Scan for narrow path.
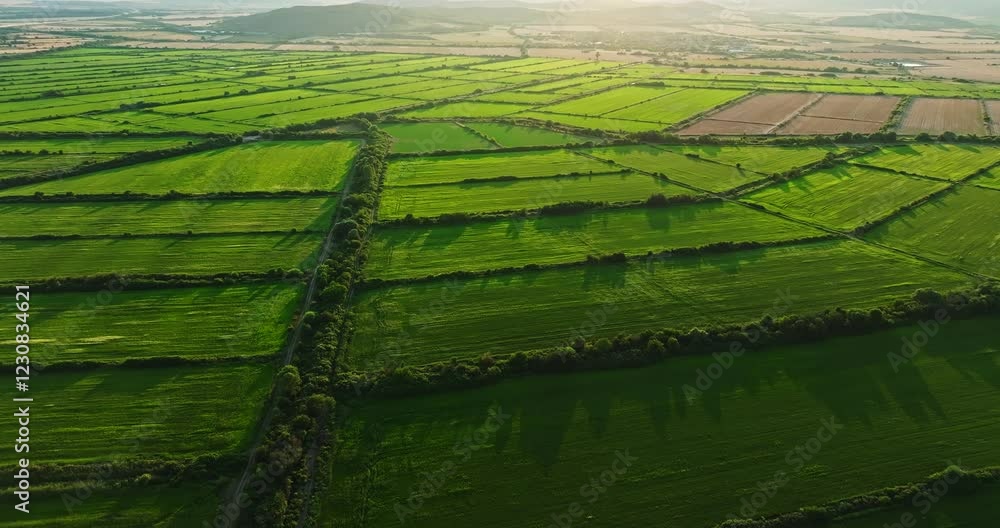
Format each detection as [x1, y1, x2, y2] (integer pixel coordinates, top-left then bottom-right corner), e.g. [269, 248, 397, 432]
[227, 145, 362, 517]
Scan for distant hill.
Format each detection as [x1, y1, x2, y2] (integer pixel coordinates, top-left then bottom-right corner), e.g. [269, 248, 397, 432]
[214, 3, 546, 37]
[828, 13, 977, 29]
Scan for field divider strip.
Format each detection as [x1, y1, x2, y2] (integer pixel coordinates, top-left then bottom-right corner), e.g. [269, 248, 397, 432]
[767, 93, 825, 135]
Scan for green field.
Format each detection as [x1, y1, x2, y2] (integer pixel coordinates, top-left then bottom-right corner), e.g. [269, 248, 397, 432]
[379, 172, 696, 219]
[851, 144, 1000, 180]
[832, 483, 1000, 528]
[0, 140, 359, 196]
[0, 197, 337, 236]
[0, 233, 321, 280]
[326, 316, 1000, 527]
[743, 165, 948, 230]
[866, 186, 1000, 277]
[0, 481, 221, 528]
[514, 111, 666, 132]
[0, 136, 199, 154]
[381, 122, 495, 153]
[1, 283, 301, 363]
[541, 86, 680, 116]
[604, 88, 749, 123]
[971, 165, 1000, 189]
[463, 122, 595, 148]
[586, 144, 765, 192]
[0, 154, 116, 179]
[655, 144, 843, 175]
[367, 202, 821, 279]
[398, 101, 530, 119]
[0, 364, 272, 463]
[385, 149, 615, 186]
[350, 239, 971, 364]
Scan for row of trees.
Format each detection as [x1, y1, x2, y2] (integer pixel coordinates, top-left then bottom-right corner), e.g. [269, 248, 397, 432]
[245, 127, 391, 527]
[337, 284, 999, 398]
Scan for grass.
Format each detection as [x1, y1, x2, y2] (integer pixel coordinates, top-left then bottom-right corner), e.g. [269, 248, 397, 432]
[0, 283, 301, 363]
[462, 122, 595, 148]
[514, 111, 666, 132]
[0, 136, 199, 153]
[586, 145, 766, 192]
[381, 122, 495, 153]
[398, 102, 530, 119]
[832, 483, 1000, 528]
[605, 88, 749, 123]
[350, 239, 971, 364]
[851, 144, 1000, 180]
[0, 233, 322, 280]
[541, 86, 680, 116]
[378, 172, 696, 219]
[0, 197, 338, 236]
[743, 165, 949, 230]
[0, 481, 221, 528]
[366, 202, 822, 280]
[385, 149, 614, 186]
[0, 363, 273, 464]
[655, 144, 843, 175]
[0, 140, 359, 196]
[971, 165, 1000, 190]
[865, 186, 1000, 277]
[0, 154, 116, 179]
[326, 316, 1000, 528]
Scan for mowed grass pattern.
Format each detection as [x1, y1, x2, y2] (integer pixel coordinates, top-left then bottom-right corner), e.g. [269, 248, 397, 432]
[0, 197, 338, 236]
[386, 149, 615, 186]
[463, 122, 594, 148]
[367, 202, 821, 279]
[851, 144, 1000, 180]
[743, 165, 948, 230]
[0, 364, 273, 463]
[865, 186, 1000, 277]
[378, 172, 696, 219]
[655, 144, 843, 175]
[381, 122, 495, 153]
[351, 240, 970, 364]
[586, 145, 764, 192]
[0, 140, 360, 195]
[3, 283, 301, 363]
[0, 233, 322, 280]
[328, 317, 1000, 528]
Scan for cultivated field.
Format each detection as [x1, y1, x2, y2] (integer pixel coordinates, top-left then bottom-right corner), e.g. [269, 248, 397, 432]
[0, 140, 360, 195]
[898, 98, 988, 135]
[0, 233, 322, 280]
[366, 202, 821, 280]
[850, 143, 1000, 180]
[328, 317, 1000, 527]
[743, 165, 948, 230]
[0, 197, 338, 236]
[865, 186, 1000, 277]
[385, 149, 614, 186]
[350, 240, 970, 364]
[379, 172, 693, 219]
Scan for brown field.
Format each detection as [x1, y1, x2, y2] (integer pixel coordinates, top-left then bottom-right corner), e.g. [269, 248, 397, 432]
[698, 92, 820, 125]
[777, 115, 883, 135]
[898, 97, 987, 135]
[802, 95, 900, 123]
[986, 101, 1000, 135]
[677, 119, 773, 135]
